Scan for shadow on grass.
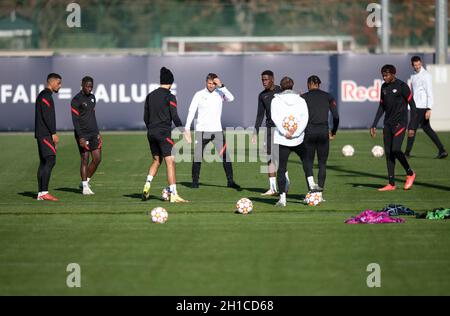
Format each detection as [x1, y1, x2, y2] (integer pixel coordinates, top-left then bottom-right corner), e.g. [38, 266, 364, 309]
[17, 191, 36, 199]
[248, 193, 307, 206]
[242, 187, 267, 194]
[249, 196, 279, 205]
[179, 181, 199, 188]
[179, 181, 243, 191]
[55, 187, 81, 194]
[328, 165, 450, 191]
[288, 194, 307, 201]
[123, 193, 159, 201]
[350, 183, 382, 189]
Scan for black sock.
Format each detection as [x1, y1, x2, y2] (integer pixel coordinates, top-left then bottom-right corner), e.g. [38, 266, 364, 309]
[389, 176, 395, 186]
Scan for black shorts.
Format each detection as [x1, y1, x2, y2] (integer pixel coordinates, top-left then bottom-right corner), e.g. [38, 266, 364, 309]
[75, 134, 101, 154]
[37, 136, 57, 158]
[147, 129, 174, 158]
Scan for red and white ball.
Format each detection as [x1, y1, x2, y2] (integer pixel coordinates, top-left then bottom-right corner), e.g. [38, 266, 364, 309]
[150, 207, 168, 223]
[304, 192, 322, 206]
[236, 198, 253, 214]
[282, 115, 298, 132]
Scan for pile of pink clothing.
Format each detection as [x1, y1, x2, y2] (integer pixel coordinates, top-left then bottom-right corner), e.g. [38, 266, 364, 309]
[345, 210, 405, 224]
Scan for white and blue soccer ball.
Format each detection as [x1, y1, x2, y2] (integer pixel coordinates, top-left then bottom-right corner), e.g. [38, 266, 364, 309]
[161, 187, 171, 201]
[150, 207, 168, 224]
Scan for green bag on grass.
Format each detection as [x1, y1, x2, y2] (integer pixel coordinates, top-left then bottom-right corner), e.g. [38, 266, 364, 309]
[425, 208, 450, 220]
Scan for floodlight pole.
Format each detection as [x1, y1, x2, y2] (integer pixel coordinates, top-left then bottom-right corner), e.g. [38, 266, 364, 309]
[381, 0, 390, 54]
[436, 0, 448, 64]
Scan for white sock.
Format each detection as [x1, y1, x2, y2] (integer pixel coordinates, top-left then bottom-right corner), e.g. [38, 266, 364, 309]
[41, 191, 48, 196]
[279, 192, 286, 202]
[269, 177, 277, 192]
[87, 177, 91, 183]
[146, 175, 153, 182]
[169, 184, 177, 195]
[307, 176, 316, 190]
[82, 181, 89, 189]
[37, 192, 42, 197]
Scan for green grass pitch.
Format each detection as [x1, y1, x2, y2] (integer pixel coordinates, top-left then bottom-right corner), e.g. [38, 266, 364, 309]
[0, 131, 449, 295]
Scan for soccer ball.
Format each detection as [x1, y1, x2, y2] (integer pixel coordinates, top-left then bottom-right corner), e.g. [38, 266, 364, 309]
[371, 145, 384, 158]
[304, 192, 322, 206]
[161, 187, 171, 201]
[342, 145, 355, 157]
[235, 198, 253, 214]
[150, 207, 168, 224]
[282, 115, 298, 132]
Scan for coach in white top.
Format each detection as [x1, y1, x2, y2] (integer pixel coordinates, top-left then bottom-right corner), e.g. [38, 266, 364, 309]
[185, 73, 241, 189]
[406, 56, 447, 159]
[271, 76, 309, 207]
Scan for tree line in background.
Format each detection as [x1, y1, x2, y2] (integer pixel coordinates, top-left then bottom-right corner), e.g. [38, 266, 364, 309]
[0, 0, 441, 51]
